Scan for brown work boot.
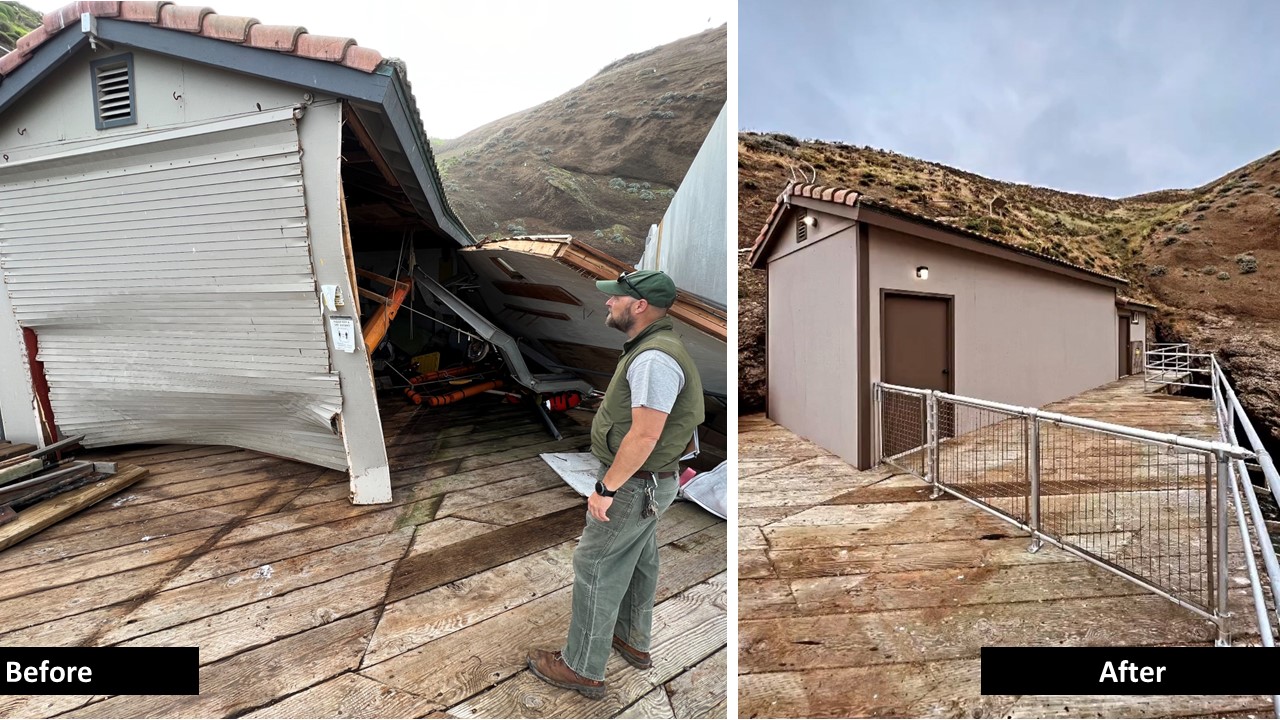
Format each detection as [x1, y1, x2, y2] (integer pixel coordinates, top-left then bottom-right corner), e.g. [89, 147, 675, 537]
[526, 649, 605, 699]
[611, 635, 652, 670]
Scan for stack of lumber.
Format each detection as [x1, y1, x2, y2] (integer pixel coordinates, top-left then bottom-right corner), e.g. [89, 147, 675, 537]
[0, 437, 147, 551]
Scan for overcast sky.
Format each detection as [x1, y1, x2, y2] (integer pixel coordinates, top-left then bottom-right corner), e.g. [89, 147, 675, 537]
[740, 0, 1280, 199]
[25, 0, 728, 138]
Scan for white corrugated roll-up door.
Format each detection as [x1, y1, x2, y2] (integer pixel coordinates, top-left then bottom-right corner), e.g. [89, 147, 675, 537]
[0, 107, 349, 470]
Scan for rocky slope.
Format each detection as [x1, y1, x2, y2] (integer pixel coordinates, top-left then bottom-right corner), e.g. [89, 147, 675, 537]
[739, 132, 1280, 445]
[433, 25, 726, 265]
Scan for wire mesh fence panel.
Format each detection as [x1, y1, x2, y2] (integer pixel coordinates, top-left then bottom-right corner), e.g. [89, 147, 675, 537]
[880, 387, 927, 479]
[935, 397, 1029, 524]
[1038, 421, 1215, 612]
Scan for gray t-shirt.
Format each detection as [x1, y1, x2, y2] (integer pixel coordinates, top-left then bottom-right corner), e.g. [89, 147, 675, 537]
[627, 349, 685, 413]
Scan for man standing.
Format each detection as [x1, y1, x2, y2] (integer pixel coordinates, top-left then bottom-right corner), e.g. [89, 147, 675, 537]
[527, 269, 705, 698]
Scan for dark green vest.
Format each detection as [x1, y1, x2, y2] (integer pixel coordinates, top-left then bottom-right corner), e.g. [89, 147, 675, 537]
[590, 317, 705, 473]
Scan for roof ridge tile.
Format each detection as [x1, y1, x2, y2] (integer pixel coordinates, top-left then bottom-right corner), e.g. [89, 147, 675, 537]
[157, 4, 213, 32]
[2, 3, 389, 80]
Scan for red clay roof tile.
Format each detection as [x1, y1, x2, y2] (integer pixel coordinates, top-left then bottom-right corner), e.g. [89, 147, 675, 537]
[342, 45, 383, 73]
[245, 24, 306, 52]
[198, 14, 257, 43]
[119, 1, 168, 23]
[157, 4, 212, 32]
[0, 49, 27, 76]
[15, 25, 50, 55]
[1, 3, 385, 81]
[293, 34, 353, 62]
[75, 2, 121, 18]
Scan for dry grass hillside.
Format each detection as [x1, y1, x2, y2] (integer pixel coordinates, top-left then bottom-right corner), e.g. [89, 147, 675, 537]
[739, 132, 1280, 443]
[434, 25, 726, 264]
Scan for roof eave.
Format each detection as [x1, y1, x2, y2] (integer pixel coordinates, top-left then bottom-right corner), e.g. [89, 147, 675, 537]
[857, 201, 1128, 288]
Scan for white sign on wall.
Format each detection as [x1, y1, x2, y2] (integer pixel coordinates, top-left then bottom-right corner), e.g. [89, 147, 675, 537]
[329, 316, 356, 353]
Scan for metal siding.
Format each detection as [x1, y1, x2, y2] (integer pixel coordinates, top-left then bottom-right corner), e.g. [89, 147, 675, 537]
[0, 113, 348, 470]
[637, 104, 728, 307]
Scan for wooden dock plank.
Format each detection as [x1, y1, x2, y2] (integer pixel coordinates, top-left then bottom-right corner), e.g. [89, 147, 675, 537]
[243, 672, 442, 719]
[738, 590, 1218, 675]
[616, 687, 675, 720]
[665, 647, 727, 719]
[119, 562, 397, 664]
[99, 530, 413, 647]
[363, 541, 579, 667]
[362, 523, 726, 707]
[766, 535, 1079, 579]
[444, 484, 581, 526]
[448, 573, 726, 719]
[386, 505, 585, 603]
[63, 610, 379, 718]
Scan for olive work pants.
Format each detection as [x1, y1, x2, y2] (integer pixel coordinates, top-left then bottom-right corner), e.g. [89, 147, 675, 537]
[561, 468, 680, 681]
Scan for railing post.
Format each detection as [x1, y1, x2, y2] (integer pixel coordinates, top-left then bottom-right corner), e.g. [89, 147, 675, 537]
[1215, 451, 1231, 647]
[927, 392, 941, 499]
[1027, 412, 1042, 553]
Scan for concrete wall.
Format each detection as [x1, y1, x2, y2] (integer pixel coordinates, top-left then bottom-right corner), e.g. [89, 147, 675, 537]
[867, 225, 1117, 409]
[765, 209, 860, 462]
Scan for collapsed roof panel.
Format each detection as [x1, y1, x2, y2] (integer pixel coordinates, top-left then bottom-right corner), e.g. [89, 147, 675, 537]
[460, 236, 728, 399]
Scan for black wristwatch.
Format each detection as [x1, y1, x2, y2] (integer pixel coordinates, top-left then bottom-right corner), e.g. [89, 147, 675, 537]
[594, 480, 617, 497]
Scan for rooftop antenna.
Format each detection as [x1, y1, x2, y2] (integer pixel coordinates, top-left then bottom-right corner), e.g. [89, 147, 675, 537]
[788, 161, 818, 185]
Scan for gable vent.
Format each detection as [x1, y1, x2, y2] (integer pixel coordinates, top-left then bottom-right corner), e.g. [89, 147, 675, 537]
[92, 54, 136, 129]
[796, 216, 808, 243]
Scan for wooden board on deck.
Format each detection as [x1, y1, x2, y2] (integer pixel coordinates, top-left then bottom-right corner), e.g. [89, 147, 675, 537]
[0, 464, 148, 552]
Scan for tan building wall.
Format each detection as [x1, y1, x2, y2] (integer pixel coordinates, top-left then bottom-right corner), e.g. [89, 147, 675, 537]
[765, 209, 860, 462]
[866, 225, 1118, 410]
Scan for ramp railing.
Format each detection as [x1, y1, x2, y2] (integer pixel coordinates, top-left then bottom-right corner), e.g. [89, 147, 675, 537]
[1144, 342, 1212, 392]
[874, 381, 1255, 648]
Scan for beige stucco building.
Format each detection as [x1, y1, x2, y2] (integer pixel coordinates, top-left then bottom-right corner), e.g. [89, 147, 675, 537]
[748, 183, 1150, 469]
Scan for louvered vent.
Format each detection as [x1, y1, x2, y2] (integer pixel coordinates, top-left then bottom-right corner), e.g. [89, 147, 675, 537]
[91, 55, 136, 129]
[796, 216, 808, 243]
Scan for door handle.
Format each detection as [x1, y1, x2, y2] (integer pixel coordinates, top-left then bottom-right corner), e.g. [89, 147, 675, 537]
[942, 369, 949, 375]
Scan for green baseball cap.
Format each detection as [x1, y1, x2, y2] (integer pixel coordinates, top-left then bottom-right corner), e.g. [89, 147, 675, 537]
[595, 270, 678, 308]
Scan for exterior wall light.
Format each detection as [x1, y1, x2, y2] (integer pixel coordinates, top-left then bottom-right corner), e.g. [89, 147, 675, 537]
[802, 215, 817, 228]
[916, 266, 929, 279]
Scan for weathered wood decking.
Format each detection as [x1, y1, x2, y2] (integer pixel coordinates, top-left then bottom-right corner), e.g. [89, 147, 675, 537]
[0, 395, 726, 719]
[739, 375, 1272, 718]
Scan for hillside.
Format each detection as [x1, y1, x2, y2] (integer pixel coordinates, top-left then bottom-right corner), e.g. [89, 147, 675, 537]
[0, 1, 40, 53]
[433, 25, 726, 264]
[738, 133, 1280, 443]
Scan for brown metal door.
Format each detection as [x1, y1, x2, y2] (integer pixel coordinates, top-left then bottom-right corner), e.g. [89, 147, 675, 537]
[884, 294, 951, 391]
[882, 293, 952, 457]
[1118, 315, 1131, 376]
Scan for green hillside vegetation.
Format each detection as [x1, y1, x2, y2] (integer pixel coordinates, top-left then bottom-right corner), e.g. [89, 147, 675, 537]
[0, 1, 41, 53]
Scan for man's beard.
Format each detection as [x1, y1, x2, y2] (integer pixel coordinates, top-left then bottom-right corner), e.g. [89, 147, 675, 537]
[605, 306, 635, 333]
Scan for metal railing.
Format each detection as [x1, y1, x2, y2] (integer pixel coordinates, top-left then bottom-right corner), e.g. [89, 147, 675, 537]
[880, 351, 1280, 715]
[1144, 342, 1213, 392]
[1207, 353, 1280, 715]
[875, 381, 1255, 645]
